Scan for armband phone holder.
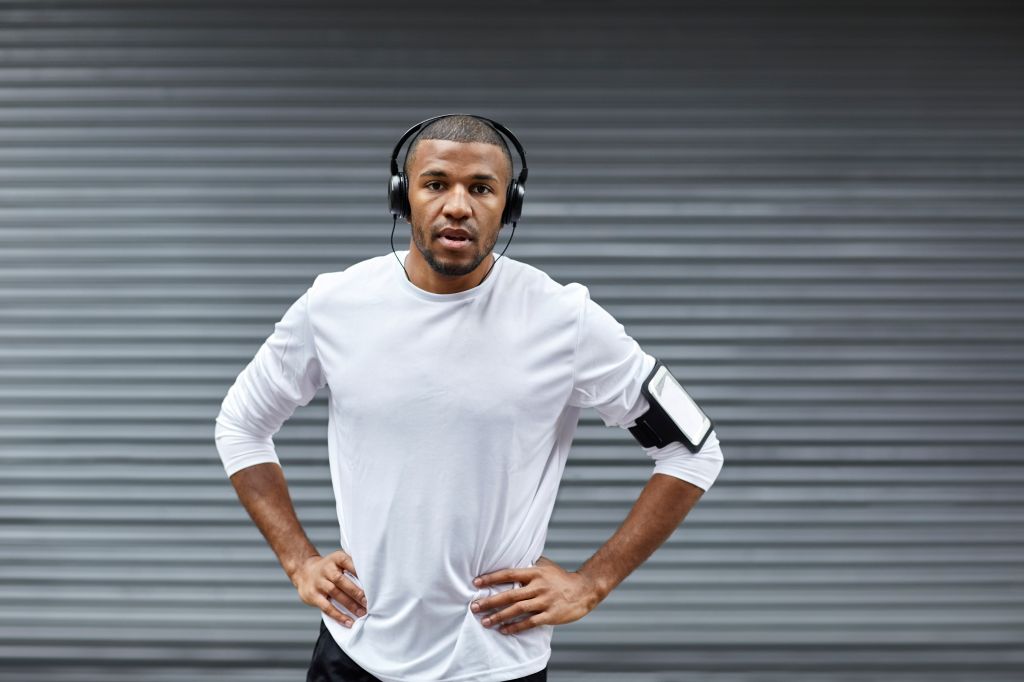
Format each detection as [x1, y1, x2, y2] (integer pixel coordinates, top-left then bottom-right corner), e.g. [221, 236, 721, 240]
[628, 359, 713, 453]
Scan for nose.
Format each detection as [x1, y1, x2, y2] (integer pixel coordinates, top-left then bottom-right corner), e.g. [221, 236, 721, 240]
[442, 184, 472, 220]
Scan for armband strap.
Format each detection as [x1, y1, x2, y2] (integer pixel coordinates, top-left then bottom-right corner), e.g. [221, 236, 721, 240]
[628, 414, 674, 449]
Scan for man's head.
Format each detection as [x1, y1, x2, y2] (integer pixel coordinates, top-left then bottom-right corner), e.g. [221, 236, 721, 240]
[403, 115, 514, 191]
[402, 115, 515, 282]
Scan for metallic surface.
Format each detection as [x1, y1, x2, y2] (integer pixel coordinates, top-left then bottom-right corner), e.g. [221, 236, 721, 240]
[1, 1, 1022, 679]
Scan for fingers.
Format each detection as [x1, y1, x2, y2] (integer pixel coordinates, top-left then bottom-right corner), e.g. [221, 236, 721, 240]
[327, 549, 358, 577]
[480, 598, 547, 635]
[471, 584, 535, 615]
[497, 613, 545, 635]
[323, 563, 368, 607]
[316, 592, 354, 628]
[297, 551, 368, 630]
[475, 567, 523, 587]
[320, 576, 367, 617]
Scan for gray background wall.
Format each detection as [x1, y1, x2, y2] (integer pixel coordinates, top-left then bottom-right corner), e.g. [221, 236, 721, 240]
[2, 1, 1023, 680]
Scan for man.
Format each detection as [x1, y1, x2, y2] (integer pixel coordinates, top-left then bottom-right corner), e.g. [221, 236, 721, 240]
[214, 114, 725, 682]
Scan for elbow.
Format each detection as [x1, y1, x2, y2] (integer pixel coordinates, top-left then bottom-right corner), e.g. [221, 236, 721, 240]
[649, 428, 724, 492]
[702, 429, 725, 483]
[213, 413, 280, 478]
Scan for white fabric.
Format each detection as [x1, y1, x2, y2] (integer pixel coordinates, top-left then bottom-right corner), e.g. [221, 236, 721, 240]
[215, 250, 724, 682]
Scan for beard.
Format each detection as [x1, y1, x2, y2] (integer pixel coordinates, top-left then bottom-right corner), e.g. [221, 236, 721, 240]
[411, 221, 500, 277]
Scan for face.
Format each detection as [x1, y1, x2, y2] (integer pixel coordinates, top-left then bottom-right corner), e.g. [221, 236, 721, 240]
[405, 139, 511, 280]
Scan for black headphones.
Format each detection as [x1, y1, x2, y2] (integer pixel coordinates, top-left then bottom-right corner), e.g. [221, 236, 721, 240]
[388, 113, 529, 227]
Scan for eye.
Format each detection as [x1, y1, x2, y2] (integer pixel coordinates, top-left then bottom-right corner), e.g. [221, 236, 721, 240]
[472, 185, 494, 194]
[425, 181, 444, 191]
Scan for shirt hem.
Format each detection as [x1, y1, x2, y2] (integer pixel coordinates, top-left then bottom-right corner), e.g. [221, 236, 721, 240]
[324, 614, 551, 682]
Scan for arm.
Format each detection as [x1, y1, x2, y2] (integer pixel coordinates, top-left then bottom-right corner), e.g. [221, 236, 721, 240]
[575, 472, 704, 603]
[227, 461, 319, 582]
[472, 287, 724, 634]
[214, 283, 365, 627]
[575, 428, 725, 602]
[472, 440, 721, 636]
[563, 290, 725, 604]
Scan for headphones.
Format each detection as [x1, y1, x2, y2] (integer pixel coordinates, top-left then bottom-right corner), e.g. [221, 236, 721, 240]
[388, 113, 529, 227]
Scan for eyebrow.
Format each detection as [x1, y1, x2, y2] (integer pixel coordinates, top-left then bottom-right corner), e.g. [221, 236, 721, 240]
[419, 169, 500, 182]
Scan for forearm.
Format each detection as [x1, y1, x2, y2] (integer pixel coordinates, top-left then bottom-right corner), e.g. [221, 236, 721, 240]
[576, 473, 704, 602]
[228, 461, 320, 581]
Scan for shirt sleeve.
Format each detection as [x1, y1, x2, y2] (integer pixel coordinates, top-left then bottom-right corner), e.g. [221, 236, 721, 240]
[568, 286, 725, 491]
[214, 280, 326, 477]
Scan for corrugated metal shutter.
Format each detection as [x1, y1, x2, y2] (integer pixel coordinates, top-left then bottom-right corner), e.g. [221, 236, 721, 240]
[2, 1, 1022, 680]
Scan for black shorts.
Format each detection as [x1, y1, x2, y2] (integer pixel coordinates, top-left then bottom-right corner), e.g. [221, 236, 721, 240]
[306, 619, 548, 682]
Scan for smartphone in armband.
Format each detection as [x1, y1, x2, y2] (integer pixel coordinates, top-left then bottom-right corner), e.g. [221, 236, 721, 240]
[628, 360, 714, 453]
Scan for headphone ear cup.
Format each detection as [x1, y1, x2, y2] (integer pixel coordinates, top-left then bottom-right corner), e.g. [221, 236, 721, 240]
[400, 173, 410, 221]
[503, 180, 525, 226]
[388, 172, 410, 221]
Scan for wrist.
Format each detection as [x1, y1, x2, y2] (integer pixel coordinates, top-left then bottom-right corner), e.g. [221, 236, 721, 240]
[575, 567, 613, 606]
[284, 552, 320, 585]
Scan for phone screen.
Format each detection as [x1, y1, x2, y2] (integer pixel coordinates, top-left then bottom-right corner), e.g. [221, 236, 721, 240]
[649, 366, 711, 445]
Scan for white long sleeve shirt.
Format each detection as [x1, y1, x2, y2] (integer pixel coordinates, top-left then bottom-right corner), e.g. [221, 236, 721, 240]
[214, 249, 724, 682]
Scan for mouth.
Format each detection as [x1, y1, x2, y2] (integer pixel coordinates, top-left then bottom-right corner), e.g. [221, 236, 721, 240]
[437, 228, 474, 251]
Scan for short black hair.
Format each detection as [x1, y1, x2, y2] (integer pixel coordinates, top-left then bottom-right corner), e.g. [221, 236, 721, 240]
[403, 115, 514, 187]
